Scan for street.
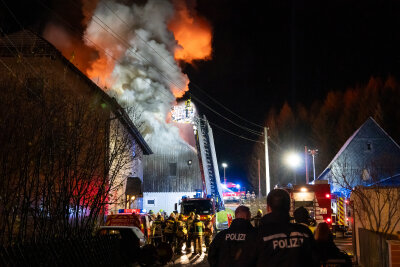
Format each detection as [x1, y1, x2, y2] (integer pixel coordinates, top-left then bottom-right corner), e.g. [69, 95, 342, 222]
[166, 235, 355, 266]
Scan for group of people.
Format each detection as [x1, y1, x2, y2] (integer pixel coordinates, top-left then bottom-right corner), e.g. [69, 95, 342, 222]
[148, 211, 214, 254]
[208, 189, 351, 267]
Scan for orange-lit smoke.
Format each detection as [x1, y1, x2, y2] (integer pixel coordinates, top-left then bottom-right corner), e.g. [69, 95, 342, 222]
[168, 0, 212, 63]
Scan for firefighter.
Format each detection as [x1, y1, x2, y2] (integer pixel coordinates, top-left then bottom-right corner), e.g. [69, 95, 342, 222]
[186, 212, 195, 252]
[251, 209, 263, 228]
[192, 214, 205, 254]
[176, 214, 188, 255]
[150, 214, 164, 247]
[164, 213, 177, 245]
[204, 215, 214, 251]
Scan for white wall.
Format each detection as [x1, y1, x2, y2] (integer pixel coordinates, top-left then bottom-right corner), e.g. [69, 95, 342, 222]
[143, 192, 197, 214]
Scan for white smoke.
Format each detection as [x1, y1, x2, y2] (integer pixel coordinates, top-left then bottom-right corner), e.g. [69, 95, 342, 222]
[85, 0, 190, 149]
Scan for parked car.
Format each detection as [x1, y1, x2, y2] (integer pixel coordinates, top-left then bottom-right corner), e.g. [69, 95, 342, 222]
[97, 226, 146, 247]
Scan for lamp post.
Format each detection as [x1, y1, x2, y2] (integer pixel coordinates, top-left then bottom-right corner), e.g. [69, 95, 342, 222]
[284, 152, 301, 184]
[222, 163, 228, 184]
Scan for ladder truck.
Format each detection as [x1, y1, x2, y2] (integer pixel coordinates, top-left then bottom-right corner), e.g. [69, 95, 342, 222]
[172, 100, 225, 222]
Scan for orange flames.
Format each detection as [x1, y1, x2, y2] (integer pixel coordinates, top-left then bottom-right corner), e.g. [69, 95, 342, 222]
[168, 0, 212, 63]
[45, 0, 212, 95]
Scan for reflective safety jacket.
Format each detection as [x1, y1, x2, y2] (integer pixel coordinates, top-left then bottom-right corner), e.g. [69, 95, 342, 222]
[192, 219, 205, 236]
[186, 217, 195, 233]
[164, 218, 177, 234]
[177, 220, 188, 237]
[151, 219, 164, 237]
[256, 212, 318, 267]
[204, 220, 214, 236]
[208, 218, 257, 267]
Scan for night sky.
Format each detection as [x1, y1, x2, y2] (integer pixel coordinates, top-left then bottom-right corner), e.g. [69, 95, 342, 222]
[3, 0, 400, 189]
[185, 0, 400, 187]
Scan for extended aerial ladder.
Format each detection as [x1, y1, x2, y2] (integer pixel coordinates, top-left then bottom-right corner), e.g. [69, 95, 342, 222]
[171, 100, 225, 211]
[194, 115, 225, 211]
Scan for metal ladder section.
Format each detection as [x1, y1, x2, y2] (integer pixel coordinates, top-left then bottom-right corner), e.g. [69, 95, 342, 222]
[196, 115, 224, 210]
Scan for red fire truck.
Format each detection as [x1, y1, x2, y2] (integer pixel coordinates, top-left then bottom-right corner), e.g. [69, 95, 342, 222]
[222, 182, 245, 203]
[289, 182, 333, 225]
[289, 181, 351, 233]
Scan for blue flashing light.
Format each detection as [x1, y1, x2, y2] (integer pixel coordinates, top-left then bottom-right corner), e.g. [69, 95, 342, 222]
[206, 194, 212, 199]
[118, 209, 124, 214]
[236, 184, 241, 189]
[141, 209, 147, 214]
[182, 195, 187, 200]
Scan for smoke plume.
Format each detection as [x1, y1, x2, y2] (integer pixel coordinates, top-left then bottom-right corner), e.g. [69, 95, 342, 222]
[43, 0, 212, 150]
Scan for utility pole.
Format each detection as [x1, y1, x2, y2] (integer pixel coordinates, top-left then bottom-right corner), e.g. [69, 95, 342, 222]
[308, 149, 318, 182]
[264, 127, 271, 196]
[305, 146, 309, 184]
[258, 159, 261, 198]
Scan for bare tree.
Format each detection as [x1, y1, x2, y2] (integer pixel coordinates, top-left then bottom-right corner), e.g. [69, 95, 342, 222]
[0, 75, 137, 245]
[330, 157, 400, 235]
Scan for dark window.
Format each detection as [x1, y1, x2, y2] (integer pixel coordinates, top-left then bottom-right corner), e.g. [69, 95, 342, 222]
[366, 142, 372, 151]
[169, 163, 177, 176]
[25, 78, 44, 99]
[147, 200, 155, 205]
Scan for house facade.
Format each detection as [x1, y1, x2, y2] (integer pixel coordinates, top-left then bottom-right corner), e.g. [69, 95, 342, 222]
[317, 117, 400, 195]
[0, 30, 151, 219]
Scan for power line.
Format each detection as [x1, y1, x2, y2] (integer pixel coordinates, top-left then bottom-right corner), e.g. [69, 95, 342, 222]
[92, 0, 265, 130]
[38, 0, 265, 136]
[199, 117, 264, 144]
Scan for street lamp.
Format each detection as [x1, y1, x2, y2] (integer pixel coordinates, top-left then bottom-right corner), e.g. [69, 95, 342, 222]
[284, 152, 301, 184]
[222, 163, 228, 184]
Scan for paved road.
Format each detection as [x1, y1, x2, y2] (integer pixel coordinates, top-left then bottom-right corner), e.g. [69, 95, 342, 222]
[168, 234, 355, 266]
[167, 244, 209, 266]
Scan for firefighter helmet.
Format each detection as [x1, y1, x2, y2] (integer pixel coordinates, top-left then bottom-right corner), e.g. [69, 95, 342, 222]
[257, 209, 263, 216]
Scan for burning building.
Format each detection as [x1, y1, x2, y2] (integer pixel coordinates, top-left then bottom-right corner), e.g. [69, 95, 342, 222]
[0, 29, 152, 240]
[34, 0, 215, 214]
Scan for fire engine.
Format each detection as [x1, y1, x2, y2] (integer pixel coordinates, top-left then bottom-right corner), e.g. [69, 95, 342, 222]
[289, 181, 351, 233]
[180, 194, 217, 223]
[222, 182, 245, 203]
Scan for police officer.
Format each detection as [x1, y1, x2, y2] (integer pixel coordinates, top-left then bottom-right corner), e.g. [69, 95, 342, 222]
[204, 215, 214, 251]
[176, 214, 188, 255]
[186, 212, 195, 252]
[164, 213, 177, 245]
[208, 206, 257, 267]
[256, 189, 318, 267]
[250, 209, 263, 229]
[191, 214, 205, 254]
[150, 214, 164, 247]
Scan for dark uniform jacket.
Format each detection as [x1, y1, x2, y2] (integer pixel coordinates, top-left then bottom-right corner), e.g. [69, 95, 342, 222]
[256, 212, 318, 267]
[208, 218, 257, 267]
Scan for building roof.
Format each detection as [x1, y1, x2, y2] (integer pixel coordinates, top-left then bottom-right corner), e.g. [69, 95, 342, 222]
[0, 29, 152, 155]
[318, 117, 400, 181]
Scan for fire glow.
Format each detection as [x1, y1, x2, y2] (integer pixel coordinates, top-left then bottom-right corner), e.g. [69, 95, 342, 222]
[168, 0, 213, 63]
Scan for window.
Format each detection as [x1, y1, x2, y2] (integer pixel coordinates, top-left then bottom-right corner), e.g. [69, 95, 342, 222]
[169, 163, 177, 176]
[366, 142, 373, 152]
[147, 199, 155, 205]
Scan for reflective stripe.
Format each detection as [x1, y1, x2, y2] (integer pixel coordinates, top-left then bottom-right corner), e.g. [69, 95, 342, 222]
[263, 233, 287, 241]
[290, 232, 309, 238]
[263, 232, 309, 241]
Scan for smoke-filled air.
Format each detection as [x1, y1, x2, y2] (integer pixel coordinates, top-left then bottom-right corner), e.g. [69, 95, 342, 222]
[43, 0, 212, 150]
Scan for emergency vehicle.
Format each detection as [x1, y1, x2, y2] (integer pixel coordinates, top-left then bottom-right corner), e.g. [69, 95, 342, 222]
[180, 195, 216, 223]
[222, 182, 245, 202]
[289, 182, 332, 225]
[106, 209, 151, 238]
[289, 181, 351, 233]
